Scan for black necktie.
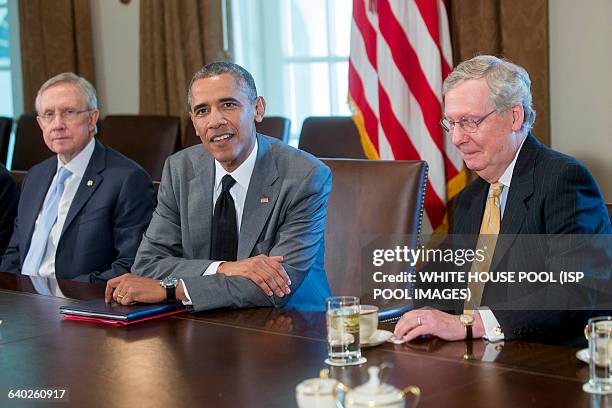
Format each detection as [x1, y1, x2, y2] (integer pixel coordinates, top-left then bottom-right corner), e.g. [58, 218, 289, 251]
[211, 175, 238, 261]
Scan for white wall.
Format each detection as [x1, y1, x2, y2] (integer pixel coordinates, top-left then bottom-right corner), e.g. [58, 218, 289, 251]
[549, 0, 612, 201]
[90, 0, 140, 116]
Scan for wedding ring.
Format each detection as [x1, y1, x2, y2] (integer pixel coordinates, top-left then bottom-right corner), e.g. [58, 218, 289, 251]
[417, 317, 422, 326]
[117, 294, 124, 299]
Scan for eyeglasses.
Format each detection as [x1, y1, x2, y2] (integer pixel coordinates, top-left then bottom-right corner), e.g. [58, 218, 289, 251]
[440, 110, 496, 133]
[38, 109, 92, 124]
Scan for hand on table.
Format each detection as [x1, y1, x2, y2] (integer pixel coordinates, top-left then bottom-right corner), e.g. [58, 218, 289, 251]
[393, 308, 484, 342]
[218, 255, 291, 298]
[105, 273, 176, 305]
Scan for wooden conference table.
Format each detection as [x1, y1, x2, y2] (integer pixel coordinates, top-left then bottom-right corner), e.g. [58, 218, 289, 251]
[0, 272, 606, 407]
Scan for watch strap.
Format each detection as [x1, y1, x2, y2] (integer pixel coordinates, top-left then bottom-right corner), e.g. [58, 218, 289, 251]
[165, 285, 176, 302]
[466, 324, 473, 340]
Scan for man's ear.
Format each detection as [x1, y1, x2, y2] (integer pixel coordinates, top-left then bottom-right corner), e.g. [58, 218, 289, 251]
[89, 109, 100, 134]
[511, 104, 524, 132]
[254, 96, 266, 123]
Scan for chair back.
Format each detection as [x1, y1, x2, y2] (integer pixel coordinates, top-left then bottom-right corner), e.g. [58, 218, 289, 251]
[256, 116, 291, 143]
[0, 117, 13, 165]
[11, 170, 27, 190]
[12, 113, 53, 171]
[299, 117, 367, 159]
[321, 159, 428, 310]
[183, 116, 291, 148]
[98, 115, 180, 180]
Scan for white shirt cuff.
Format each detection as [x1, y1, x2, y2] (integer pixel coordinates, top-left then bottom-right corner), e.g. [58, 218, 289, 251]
[203, 261, 222, 276]
[179, 279, 193, 306]
[478, 308, 505, 342]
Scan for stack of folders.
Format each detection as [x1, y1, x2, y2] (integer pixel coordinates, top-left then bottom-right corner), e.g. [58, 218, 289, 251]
[60, 299, 185, 326]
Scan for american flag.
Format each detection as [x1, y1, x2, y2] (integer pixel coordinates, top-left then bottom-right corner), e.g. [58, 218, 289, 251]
[348, 0, 467, 231]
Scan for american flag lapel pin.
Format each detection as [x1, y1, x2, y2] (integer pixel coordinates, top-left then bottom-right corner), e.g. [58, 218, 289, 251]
[86, 180, 94, 187]
[260, 196, 269, 204]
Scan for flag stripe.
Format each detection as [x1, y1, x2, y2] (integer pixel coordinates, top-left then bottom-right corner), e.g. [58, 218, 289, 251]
[375, 36, 446, 201]
[378, 85, 446, 227]
[348, 0, 466, 231]
[414, 0, 452, 78]
[377, 0, 444, 155]
[352, 0, 378, 69]
[348, 63, 379, 151]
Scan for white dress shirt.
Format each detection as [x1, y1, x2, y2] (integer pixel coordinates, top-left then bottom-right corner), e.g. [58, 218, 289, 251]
[28, 138, 95, 278]
[479, 134, 527, 342]
[181, 139, 259, 304]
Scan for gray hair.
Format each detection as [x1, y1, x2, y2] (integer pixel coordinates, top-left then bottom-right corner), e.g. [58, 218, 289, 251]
[35, 72, 99, 134]
[187, 61, 257, 108]
[443, 55, 536, 132]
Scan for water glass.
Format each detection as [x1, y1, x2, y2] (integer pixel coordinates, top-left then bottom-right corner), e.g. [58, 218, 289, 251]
[586, 316, 612, 394]
[326, 296, 361, 364]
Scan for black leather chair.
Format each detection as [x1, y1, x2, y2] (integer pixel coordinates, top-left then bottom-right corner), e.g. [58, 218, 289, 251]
[183, 116, 292, 148]
[298, 117, 367, 159]
[10, 170, 27, 190]
[97, 115, 181, 181]
[0, 117, 13, 165]
[11, 113, 53, 171]
[255, 116, 291, 143]
[321, 159, 428, 313]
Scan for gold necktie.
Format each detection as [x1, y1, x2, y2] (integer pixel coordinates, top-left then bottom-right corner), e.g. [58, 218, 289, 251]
[464, 182, 504, 314]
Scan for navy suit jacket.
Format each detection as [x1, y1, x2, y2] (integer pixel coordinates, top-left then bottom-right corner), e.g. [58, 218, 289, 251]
[0, 140, 156, 283]
[451, 134, 611, 343]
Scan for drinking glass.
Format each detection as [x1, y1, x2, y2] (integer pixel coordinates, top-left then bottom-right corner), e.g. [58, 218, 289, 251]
[586, 316, 612, 394]
[326, 296, 361, 364]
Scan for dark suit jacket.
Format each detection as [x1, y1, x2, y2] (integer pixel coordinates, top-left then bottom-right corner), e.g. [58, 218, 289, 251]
[134, 134, 332, 312]
[452, 134, 611, 343]
[0, 164, 18, 255]
[0, 140, 156, 283]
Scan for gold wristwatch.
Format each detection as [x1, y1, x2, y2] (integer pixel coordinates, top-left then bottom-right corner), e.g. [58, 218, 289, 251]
[459, 314, 474, 340]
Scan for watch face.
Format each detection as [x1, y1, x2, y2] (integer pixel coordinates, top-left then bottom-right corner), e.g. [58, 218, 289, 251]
[161, 277, 178, 288]
[459, 314, 474, 326]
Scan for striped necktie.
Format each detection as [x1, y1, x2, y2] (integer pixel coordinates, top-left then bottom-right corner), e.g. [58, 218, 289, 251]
[22, 167, 72, 275]
[464, 182, 504, 313]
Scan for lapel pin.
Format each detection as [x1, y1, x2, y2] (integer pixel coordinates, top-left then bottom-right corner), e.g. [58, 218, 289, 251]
[86, 180, 94, 187]
[260, 196, 269, 204]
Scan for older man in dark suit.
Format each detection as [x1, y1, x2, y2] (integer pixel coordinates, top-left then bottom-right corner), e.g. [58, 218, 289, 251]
[394, 56, 611, 344]
[0, 73, 155, 283]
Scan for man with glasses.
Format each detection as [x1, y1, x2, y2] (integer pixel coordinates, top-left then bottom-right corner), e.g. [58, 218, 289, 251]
[1, 73, 156, 283]
[394, 55, 610, 344]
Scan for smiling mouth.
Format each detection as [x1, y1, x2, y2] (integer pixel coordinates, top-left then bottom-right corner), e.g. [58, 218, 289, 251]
[209, 133, 233, 143]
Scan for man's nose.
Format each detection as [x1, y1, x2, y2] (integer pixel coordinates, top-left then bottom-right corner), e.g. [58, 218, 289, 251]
[50, 113, 67, 128]
[207, 107, 227, 128]
[450, 125, 468, 146]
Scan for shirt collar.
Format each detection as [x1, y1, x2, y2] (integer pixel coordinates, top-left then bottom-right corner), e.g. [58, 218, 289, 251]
[214, 137, 258, 191]
[498, 134, 527, 189]
[56, 137, 96, 178]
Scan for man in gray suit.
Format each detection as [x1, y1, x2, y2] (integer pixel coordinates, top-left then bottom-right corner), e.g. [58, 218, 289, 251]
[105, 62, 332, 312]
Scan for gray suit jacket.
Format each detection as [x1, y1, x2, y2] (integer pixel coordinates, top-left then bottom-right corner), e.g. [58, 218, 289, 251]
[133, 134, 332, 312]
